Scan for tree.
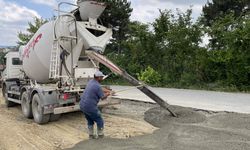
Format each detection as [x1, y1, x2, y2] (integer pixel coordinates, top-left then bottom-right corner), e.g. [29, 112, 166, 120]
[108, 21, 153, 76]
[153, 10, 171, 42]
[206, 14, 250, 90]
[202, 0, 250, 27]
[98, 0, 133, 54]
[201, 0, 250, 89]
[153, 9, 204, 86]
[17, 17, 48, 46]
[112, 9, 207, 87]
[0, 51, 6, 65]
[105, 5, 249, 91]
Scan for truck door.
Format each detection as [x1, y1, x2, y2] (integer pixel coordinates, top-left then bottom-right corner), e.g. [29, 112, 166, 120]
[5, 55, 23, 79]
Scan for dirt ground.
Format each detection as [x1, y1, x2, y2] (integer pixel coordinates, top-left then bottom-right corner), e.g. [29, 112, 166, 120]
[2, 90, 250, 150]
[70, 106, 250, 150]
[0, 93, 157, 150]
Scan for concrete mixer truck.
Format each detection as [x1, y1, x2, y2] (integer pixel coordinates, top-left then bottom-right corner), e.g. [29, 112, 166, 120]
[2, 1, 177, 124]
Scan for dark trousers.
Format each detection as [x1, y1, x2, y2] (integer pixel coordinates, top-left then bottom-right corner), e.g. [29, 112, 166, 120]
[83, 110, 104, 129]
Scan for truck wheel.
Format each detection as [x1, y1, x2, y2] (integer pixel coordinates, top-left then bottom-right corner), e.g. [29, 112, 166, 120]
[21, 91, 33, 119]
[32, 94, 50, 124]
[2, 85, 15, 107]
[49, 114, 61, 122]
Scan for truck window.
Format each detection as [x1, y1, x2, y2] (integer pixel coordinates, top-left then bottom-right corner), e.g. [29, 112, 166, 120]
[12, 58, 22, 65]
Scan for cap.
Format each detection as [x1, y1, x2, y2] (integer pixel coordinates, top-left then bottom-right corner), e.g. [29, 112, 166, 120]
[94, 70, 105, 77]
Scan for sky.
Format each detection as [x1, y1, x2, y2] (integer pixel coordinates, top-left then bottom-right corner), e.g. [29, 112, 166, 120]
[0, 0, 208, 46]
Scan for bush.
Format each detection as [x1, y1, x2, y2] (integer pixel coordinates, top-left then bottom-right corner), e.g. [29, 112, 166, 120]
[180, 72, 198, 87]
[138, 66, 162, 86]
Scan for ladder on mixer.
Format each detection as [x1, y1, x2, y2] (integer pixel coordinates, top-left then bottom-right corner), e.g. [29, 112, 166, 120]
[49, 40, 60, 79]
[49, 36, 78, 79]
[49, 11, 78, 79]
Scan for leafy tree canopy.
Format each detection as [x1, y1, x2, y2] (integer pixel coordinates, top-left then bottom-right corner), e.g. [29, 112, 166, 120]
[98, 0, 133, 53]
[17, 17, 48, 46]
[202, 0, 250, 26]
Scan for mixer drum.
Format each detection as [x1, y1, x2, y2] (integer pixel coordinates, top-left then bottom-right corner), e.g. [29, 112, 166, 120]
[21, 21, 54, 83]
[21, 19, 73, 83]
[20, 1, 110, 83]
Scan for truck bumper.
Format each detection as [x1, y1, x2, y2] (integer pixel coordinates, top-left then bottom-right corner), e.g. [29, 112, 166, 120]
[53, 98, 121, 115]
[54, 105, 80, 114]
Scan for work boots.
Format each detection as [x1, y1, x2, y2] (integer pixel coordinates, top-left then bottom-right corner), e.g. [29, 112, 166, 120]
[88, 126, 95, 139]
[97, 128, 104, 138]
[88, 127, 104, 139]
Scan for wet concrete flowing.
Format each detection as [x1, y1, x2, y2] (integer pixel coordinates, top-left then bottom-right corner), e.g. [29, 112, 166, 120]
[144, 106, 207, 127]
[70, 106, 250, 150]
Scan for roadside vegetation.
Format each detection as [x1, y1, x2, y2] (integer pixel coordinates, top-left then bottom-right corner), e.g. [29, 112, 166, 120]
[102, 0, 250, 92]
[15, 0, 250, 92]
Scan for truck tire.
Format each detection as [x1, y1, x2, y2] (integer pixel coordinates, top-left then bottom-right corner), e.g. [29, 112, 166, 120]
[21, 91, 33, 119]
[49, 114, 61, 122]
[32, 94, 50, 124]
[2, 85, 15, 107]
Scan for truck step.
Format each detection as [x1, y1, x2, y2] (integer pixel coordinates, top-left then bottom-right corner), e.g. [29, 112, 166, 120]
[8, 98, 21, 104]
[7, 91, 20, 95]
[53, 99, 121, 114]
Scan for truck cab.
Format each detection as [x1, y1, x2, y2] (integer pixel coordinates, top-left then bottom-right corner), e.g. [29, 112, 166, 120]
[2, 51, 23, 81]
[2, 51, 24, 107]
[1, 51, 83, 123]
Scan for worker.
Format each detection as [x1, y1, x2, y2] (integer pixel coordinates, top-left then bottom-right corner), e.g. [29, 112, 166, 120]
[80, 70, 113, 139]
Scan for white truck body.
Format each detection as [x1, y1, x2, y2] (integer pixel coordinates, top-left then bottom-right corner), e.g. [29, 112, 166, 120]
[1, 1, 115, 124]
[19, 1, 112, 84]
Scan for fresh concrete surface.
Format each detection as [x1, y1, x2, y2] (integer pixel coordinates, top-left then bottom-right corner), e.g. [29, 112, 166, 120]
[111, 86, 250, 114]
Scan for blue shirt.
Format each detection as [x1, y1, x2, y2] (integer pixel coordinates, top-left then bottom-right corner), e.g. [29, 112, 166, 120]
[80, 79, 104, 112]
